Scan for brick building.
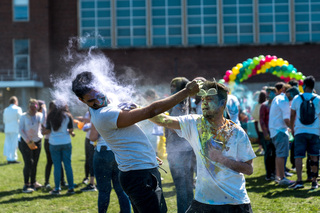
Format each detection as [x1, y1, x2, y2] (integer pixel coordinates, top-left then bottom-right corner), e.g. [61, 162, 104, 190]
[0, 0, 320, 130]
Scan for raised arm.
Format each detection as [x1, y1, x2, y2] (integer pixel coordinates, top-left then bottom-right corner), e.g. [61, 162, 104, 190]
[116, 80, 199, 128]
[149, 113, 181, 130]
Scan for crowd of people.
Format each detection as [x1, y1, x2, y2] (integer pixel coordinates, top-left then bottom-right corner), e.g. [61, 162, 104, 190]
[2, 71, 319, 212]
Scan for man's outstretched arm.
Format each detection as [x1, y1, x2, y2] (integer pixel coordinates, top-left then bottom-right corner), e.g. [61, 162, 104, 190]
[117, 80, 199, 128]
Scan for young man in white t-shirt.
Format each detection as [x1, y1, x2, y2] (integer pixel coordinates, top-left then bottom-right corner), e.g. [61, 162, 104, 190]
[151, 80, 256, 213]
[71, 71, 199, 213]
[289, 76, 320, 190]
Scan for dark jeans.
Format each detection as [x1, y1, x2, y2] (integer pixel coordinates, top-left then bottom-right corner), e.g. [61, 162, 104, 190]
[167, 151, 195, 213]
[261, 136, 276, 178]
[19, 139, 42, 185]
[93, 148, 131, 213]
[85, 138, 95, 178]
[119, 167, 167, 213]
[44, 139, 65, 184]
[186, 200, 253, 213]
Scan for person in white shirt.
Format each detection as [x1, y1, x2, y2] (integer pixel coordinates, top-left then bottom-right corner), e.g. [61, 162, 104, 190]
[19, 99, 43, 193]
[151, 80, 256, 213]
[71, 71, 199, 213]
[3, 96, 22, 164]
[289, 76, 320, 190]
[225, 94, 241, 126]
[269, 84, 294, 186]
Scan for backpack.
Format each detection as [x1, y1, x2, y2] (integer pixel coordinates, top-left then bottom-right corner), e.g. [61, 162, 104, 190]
[299, 95, 317, 125]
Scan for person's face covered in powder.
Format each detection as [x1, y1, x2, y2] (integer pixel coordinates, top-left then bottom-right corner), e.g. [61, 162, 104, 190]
[81, 89, 108, 109]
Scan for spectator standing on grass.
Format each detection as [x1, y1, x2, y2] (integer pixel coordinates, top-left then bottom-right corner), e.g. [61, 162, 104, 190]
[42, 100, 75, 195]
[90, 123, 131, 213]
[252, 90, 266, 155]
[3, 96, 22, 164]
[259, 87, 277, 181]
[41, 100, 67, 189]
[19, 99, 43, 193]
[269, 83, 294, 186]
[289, 76, 320, 190]
[165, 77, 196, 213]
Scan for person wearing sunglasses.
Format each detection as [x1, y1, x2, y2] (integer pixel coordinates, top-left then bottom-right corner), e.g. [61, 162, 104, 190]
[151, 80, 256, 213]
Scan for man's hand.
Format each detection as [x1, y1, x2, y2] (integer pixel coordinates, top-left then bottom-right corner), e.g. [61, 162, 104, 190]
[208, 142, 223, 163]
[186, 80, 200, 96]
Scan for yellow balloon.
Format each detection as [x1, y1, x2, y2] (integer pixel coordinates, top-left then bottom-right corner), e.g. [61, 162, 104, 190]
[232, 66, 239, 73]
[229, 74, 236, 81]
[277, 58, 284, 66]
[299, 85, 303, 93]
[261, 67, 267, 73]
[283, 60, 289, 66]
[236, 63, 243, 69]
[270, 59, 277, 67]
[265, 63, 271, 69]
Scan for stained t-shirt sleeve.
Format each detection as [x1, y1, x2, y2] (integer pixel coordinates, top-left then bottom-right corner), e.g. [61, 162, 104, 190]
[175, 114, 200, 147]
[235, 129, 256, 162]
[92, 106, 120, 130]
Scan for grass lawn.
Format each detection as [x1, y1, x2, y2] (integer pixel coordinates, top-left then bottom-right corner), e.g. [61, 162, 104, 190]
[0, 129, 319, 212]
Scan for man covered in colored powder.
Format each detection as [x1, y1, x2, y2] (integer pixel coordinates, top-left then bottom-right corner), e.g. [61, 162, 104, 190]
[71, 71, 200, 213]
[151, 80, 256, 213]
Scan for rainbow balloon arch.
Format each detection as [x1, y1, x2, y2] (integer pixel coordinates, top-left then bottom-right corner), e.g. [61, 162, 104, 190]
[221, 55, 305, 92]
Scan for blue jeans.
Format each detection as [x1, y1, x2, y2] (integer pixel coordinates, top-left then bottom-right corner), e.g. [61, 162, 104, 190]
[167, 151, 195, 213]
[93, 148, 130, 213]
[49, 143, 74, 190]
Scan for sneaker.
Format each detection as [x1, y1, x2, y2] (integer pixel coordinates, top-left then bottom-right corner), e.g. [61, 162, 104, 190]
[259, 150, 265, 155]
[285, 171, 293, 177]
[80, 184, 97, 192]
[61, 181, 68, 188]
[274, 176, 281, 184]
[45, 183, 51, 189]
[279, 177, 295, 186]
[291, 167, 296, 172]
[288, 181, 304, 189]
[311, 182, 319, 189]
[82, 178, 89, 184]
[22, 185, 34, 193]
[33, 182, 43, 189]
[265, 176, 275, 181]
[67, 189, 75, 194]
[49, 189, 61, 195]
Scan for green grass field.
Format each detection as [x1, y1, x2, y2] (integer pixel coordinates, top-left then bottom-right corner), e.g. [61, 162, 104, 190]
[0, 130, 319, 212]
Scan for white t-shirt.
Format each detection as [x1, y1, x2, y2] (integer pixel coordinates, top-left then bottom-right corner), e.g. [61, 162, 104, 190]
[269, 93, 290, 138]
[89, 105, 158, 172]
[47, 114, 73, 145]
[291, 93, 320, 136]
[226, 94, 241, 126]
[19, 112, 43, 142]
[176, 114, 256, 205]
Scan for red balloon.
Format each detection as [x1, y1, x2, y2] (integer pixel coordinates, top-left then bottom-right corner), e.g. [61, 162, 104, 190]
[226, 70, 232, 76]
[223, 75, 229, 82]
[265, 55, 272, 62]
[255, 64, 261, 70]
[259, 59, 266, 65]
[284, 77, 290, 82]
[298, 80, 303, 85]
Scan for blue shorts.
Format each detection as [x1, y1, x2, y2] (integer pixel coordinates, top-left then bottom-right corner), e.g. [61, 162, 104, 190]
[294, 133, 320, 158]
[271, 132, 289, 157]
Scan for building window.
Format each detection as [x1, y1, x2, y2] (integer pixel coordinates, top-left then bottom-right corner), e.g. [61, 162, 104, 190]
[79, 0, 112, 48]
[186, 0, 218, 45]
[151, 0, 183, 46]
[222, 0, 254, 44]
[13, 0, 29, 21]
[295, 0, 320, 42]
[116, 0, 147, 47]
[13, 39, 30, 79]
[258, 0, 290, 44]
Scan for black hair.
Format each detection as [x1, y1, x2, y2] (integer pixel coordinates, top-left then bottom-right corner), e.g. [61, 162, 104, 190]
[275, 82, 284, 92]
[303, 75, 315, 90]
[72, 71, 94, 98]
[258, 90, 267, 104]
[47, 101, 73, 131]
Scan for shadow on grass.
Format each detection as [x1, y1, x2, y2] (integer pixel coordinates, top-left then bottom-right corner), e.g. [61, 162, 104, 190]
[0, 190, 83, 204]
[163, 189, 176, 198]
[162, 182, 175, 188]
[0, 163, 9, 167]
[246, 174, 320, 198]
